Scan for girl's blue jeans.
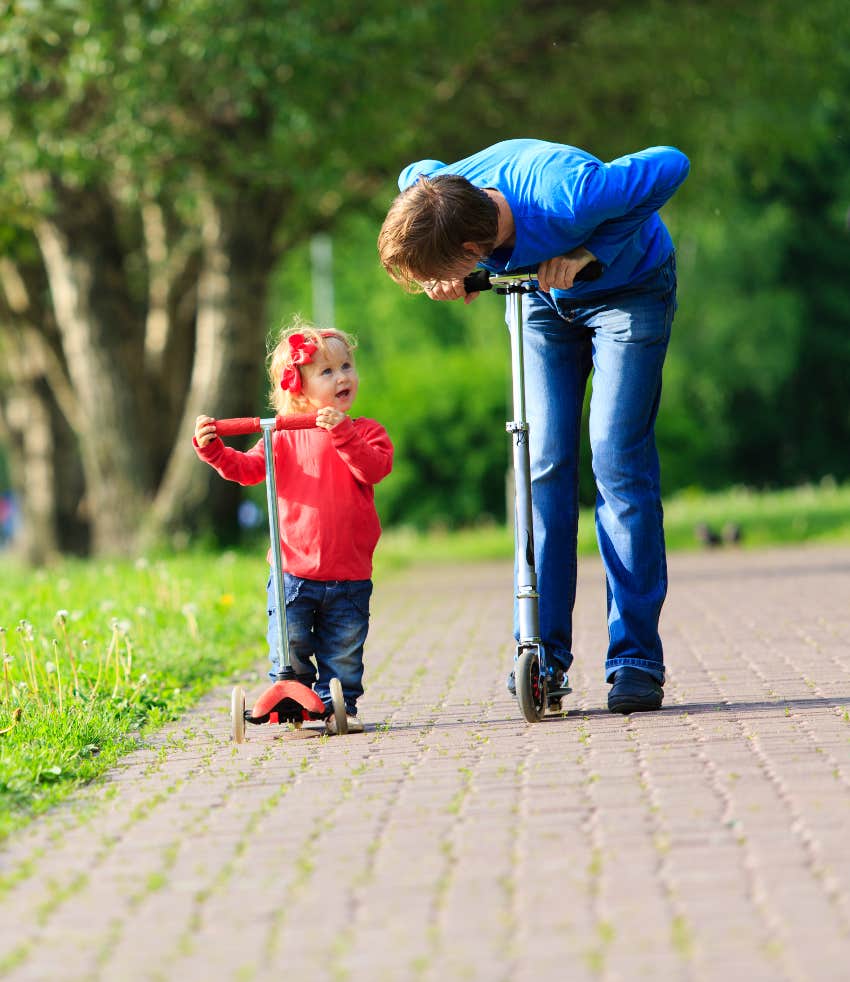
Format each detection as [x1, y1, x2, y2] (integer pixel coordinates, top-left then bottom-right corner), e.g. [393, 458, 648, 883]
[266, 572, 372, 714]
[513, 253, 677, 685]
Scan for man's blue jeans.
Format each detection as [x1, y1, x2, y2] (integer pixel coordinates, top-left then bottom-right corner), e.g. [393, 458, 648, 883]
[266, 573, 372, 714]
[513, 254, 677, 684]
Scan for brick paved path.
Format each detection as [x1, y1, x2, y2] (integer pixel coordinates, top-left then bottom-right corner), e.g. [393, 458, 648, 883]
[1, 544, 849, 981]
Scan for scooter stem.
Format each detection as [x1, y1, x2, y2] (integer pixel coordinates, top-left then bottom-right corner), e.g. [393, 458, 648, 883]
[506, 287, 541, 647]
[261, 418, 293, 677]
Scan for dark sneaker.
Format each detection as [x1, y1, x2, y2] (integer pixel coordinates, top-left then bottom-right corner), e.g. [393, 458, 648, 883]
[607, 667, 663, 714]
[548, 669, 571, 712]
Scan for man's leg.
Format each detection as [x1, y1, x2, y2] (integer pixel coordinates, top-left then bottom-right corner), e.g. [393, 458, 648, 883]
[585, 263, 676, 695]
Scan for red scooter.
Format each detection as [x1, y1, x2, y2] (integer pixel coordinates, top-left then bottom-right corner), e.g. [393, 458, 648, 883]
[214, 413, 348, 741]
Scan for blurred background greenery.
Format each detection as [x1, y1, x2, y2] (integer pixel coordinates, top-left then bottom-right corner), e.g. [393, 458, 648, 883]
[1, 0, 848, 561]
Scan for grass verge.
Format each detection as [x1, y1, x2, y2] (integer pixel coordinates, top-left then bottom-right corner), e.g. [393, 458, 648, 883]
[380, 479, 850, 563]
[0, 552, 268, 841]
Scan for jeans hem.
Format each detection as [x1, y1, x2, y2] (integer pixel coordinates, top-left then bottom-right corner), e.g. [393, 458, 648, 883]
[540, 645, 573, 673]
[605, 658, 665, 685]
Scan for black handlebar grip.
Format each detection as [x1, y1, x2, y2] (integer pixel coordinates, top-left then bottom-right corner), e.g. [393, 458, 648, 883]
[463, 259, 604, 295]
[463, 269, 493, 293]
[574, 260, 603, 282]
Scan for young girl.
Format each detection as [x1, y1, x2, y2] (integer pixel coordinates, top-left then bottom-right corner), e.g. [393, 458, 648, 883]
[194, 322, 393, 734]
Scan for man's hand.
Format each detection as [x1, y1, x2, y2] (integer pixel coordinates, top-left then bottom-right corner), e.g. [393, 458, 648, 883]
[316, 407, 347, 430]
[537, 247, 598, 292]
[423, 278, 479, 305]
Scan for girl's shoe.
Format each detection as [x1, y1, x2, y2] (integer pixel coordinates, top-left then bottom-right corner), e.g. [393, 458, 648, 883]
[326, 713, 365, 735]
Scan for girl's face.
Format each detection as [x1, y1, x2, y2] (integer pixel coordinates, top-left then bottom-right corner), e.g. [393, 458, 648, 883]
[300, 338, 359, 412]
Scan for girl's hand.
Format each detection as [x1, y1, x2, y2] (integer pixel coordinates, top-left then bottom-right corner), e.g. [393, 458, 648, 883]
[537, 247, 598, 292]
[194, 414, 218, 447]
[316, 407, 346, 430]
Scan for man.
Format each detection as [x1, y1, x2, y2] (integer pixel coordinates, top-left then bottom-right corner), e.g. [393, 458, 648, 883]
[378, 139, 689, 713]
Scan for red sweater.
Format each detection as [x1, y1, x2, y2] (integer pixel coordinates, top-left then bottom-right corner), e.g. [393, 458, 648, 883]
[195, 417, 393, 580]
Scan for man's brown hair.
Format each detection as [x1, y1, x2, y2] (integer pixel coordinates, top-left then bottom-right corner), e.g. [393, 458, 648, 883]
[377, 175, 499, 291]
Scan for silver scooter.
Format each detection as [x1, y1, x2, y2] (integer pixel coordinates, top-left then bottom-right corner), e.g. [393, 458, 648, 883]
[464, 261, 601, 722]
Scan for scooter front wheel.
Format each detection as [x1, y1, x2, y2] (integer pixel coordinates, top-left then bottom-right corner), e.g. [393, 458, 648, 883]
[231, 686, 246, 743]
[515, 649, 546, 723]
[329, 677, 348, 735]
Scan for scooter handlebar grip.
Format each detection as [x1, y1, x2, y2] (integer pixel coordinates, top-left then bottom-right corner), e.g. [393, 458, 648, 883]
[463, 260, 602, 294]
[214, 417, 261, 436]
[463, 269, 493, 293]
[575, 260, 603, 282]
[275, 413, 318, 430]
[213, 414, 318, 437]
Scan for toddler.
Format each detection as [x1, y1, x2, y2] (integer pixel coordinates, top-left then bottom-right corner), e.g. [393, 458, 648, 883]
[194, 321, 393, 734]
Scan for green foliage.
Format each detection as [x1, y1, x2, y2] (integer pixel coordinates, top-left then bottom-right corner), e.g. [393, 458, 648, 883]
[359, 345, 510, 528]
[0, 0, 493, 218]
[3, 0, 850, 537]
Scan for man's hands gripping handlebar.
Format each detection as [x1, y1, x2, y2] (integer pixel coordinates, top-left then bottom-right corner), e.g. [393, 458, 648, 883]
[422, 247, 603, 303]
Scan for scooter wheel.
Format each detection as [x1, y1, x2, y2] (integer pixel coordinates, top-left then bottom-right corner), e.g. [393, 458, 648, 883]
[231, 686, 246, 744]
[329, 677, 348, 736]
[515, 649, 546, 723]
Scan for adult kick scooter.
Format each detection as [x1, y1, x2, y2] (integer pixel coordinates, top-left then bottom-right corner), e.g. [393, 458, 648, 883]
[464, 260, 602, 722]
[213, 413, 349, 741]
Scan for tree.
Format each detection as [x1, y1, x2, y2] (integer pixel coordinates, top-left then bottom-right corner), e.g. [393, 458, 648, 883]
[0, 0, 492, 557]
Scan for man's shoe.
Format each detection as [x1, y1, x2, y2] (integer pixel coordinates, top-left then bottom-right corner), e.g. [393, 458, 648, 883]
[607, 667, 663, 714]
[547, 669, 571, 712]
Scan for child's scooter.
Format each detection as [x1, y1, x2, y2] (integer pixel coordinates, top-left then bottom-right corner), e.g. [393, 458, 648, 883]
[464, 261, 601, 722]
[213, 413, 348, 742]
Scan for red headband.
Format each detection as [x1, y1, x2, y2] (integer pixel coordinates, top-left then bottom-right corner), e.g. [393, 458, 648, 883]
[280, 331, 343, 394]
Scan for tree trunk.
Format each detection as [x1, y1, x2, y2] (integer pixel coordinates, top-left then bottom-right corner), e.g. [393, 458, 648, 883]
[0, 258, 87, 563]
[30, 178, 149, 555]
[141, 188, 284, 546]
[1, 377, 59, 565]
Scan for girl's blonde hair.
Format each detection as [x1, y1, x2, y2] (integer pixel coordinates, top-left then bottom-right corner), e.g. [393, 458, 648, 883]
[268, 317, 358, 414]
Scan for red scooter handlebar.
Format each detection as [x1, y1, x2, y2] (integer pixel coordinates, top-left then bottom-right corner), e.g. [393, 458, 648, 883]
[214, 413, 318, 437]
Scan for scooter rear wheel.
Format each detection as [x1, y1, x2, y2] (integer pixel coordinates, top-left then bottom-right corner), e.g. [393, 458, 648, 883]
[231, 686, 246, 743]
[329, 677, 348, 735]
[515, 649, 547, 723]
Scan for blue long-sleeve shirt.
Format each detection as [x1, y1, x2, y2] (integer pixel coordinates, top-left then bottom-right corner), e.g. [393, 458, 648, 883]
[398, 139, 690, 298]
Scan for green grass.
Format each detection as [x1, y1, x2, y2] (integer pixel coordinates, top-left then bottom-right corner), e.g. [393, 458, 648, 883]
[0, 553, 269, 840]
[1, 479, 848, 839]
[380, 479, 850, 562]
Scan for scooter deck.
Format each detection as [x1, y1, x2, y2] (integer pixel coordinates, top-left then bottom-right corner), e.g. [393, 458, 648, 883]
[251, 680, 325, 719]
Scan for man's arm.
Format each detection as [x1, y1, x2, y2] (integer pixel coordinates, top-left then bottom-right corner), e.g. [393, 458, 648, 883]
[574, 147, 690, 229]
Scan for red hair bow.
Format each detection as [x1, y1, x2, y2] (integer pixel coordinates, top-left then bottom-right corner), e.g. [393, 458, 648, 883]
[280, 333, 318, 394]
